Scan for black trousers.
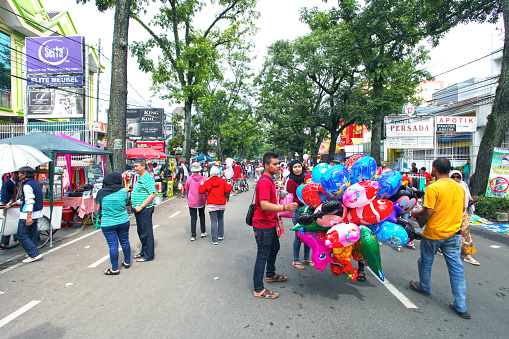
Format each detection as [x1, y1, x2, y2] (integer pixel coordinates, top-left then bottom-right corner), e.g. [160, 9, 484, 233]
[134, 207, 155, 260]
[189, 207, 206, 237]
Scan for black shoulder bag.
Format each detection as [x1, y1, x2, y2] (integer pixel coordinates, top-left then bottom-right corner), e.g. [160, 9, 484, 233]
[246, 176, 272, 226]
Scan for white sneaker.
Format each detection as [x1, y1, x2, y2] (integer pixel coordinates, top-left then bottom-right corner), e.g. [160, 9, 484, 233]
[190, 237, 196, 241]
[218, 237, 224, 241]
[211, 242, 219, 245]
[22, 254, 42, 263]
[201, 233, 207, 238]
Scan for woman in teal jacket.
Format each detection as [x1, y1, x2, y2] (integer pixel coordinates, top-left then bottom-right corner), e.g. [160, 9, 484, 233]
[96, 172, 131, 275]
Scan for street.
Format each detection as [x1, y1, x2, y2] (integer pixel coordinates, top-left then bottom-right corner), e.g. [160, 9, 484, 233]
[0, 178, 508, 338]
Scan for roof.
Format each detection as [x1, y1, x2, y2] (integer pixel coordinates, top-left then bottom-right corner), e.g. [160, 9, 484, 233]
[46, 11, 61, 19]
[0, 132, 113, 156]
[436, 97, 477, 116]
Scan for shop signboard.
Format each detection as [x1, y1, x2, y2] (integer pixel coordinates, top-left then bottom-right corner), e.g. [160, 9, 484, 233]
[386, 137, 433, 149]
[385, 117, 434, 138]
[136, 141, 165, 153]
[26, 36, 84, 74]
[27, 75, 83, 87]
[435, 116, 477, 133]
[485, 148, 509, 198]
[126, 108, 164, 138]
[27, 87, 84, 118]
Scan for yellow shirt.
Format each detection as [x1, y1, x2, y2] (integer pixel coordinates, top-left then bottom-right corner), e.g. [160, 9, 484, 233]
[422, 178, 465, 240]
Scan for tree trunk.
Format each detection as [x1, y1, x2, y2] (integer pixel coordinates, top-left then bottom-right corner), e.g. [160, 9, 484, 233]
[216, 135, 223, 160]
[184, 99, 193, 161]
[471, 0, 509, 196]
[370, 82, 383, 164]
[106, 0, 131, 173]
[327, 129, 338, 164]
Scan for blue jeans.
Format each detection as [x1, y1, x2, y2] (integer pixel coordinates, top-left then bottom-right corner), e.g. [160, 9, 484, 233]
[101, 221, 131, 271]
[418, 234, 467, 312]
[209, 210, 224, 242]
[464, 173, 470, 184]
[17, 219, 40, 258]
[253, 227, 280, 293]
[292, 210, 310, 261]
[1, 234, 18, 246]
[134, 207, 154, 260]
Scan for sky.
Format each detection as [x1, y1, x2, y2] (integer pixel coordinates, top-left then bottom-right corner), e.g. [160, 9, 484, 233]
[43, 0, 504, 120]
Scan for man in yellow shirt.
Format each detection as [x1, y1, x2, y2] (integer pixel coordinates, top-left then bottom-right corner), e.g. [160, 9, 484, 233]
[409, 157, 470, 319]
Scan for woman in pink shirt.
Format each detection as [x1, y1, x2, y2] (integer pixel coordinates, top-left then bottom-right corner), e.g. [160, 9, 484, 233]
[186, 162, 207, 241]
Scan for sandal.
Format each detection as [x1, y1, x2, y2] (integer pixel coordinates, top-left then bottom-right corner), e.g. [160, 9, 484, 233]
[266, 273, 288, 283]
[303, 260, 315, 267]
[450, 303, 471, 319]
[409, 280, 430, 295]
[104, 269, 120, 275]
[293, 261, 305, 270]
[133, 254, 143, 259]
[253, 289, 278, 299]
[464, 257, 480, 266]
[357, 272, 366, 282]
[122, 261, 131, 269]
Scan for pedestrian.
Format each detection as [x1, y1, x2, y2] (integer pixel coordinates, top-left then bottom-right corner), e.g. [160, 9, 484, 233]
[201, 164, 209, 179]
[0, 172, 19, 249]
[5, 167, 43, 263]
[463, 160, 471, 184]
[450, 170, 480, 266]
[255, 164, 263, 182]
[199, 166, 232, 245]
[96, 172, 131, 275]
[177, 163, 185, 198]
[286, 160, 314, 270]
[132, 159, 157, 262]
[252, 152, 298, 299]
[409, 157, 470, 319]
[410, 162, 418, 174]
[187, 162, 207, 241]
[234, 162, 242, 194]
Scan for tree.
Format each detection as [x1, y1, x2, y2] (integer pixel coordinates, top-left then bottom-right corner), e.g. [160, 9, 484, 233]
[313, 0, 501, 163]
[471, 0, 509, 195]
[130, 0, 258, 161]
[78, 0, 132, 172]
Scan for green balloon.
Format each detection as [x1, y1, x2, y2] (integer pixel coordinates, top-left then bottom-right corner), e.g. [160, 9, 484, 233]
[291, 221, 331, 233]
[358, 227, 384, 282]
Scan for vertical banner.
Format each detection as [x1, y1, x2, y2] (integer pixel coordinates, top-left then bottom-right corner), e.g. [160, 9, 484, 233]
[485, 148, 509, 198]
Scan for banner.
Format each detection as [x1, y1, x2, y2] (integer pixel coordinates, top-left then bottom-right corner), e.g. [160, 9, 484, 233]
[385, 137, 433, 149]
[26, 36, 84, 74]
[435, 116, 476, 133]
[485, 148, 509, 198]
[27, 88, 84, 118]
[136, 141, 165, 153]
[27, 76, 83, 87]
[126, 108, 164, 138]
[385, 117, 434, 137]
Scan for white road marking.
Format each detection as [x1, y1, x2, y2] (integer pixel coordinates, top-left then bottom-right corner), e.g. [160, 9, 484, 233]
[158, 197, 176, 205]
[490, 245, 501, 248]
[0, 230, 102, 276]
[88, 248, 122, 268]
[0, 300, 41, 328]
[168, 211, 181, 218]
[153, 224, 161, 229]
[367, 268, 418, 309]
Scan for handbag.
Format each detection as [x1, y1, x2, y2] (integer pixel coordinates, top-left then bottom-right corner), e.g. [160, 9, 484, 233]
[278, 193, 295, 218]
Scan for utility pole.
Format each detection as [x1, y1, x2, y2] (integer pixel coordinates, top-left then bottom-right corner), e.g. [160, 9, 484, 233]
[95, 39, 101, 146]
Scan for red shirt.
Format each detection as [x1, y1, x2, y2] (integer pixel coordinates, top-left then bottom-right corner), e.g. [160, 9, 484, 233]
[285, 178, 304, 206]
[253, 174, 277, 229]
[198, 177, 232, 205]
[234, 165, 242, 179]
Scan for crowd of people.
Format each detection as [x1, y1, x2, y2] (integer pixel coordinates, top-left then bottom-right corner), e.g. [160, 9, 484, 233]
[0, 152, 480, 319]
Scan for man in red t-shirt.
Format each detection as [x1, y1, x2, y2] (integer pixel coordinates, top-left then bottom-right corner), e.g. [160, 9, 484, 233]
[233, 162, 242, 193]
[252, 152, 298, 299]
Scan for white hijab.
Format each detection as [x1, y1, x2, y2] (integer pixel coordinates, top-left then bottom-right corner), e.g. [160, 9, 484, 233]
[450, 170, 470, 209]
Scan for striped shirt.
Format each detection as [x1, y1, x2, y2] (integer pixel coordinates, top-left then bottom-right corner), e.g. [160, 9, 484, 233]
[131, 172, 156, 208]
[207, 204, 226, 212]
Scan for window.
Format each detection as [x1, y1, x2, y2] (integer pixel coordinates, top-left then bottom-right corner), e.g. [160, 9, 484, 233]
[0, 30, 11, 109]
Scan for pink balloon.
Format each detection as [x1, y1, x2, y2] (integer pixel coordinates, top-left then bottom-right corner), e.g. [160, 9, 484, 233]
[303, 154, 310, 161]
[342, 181, 379, 208]
[324, 223, 361, 248]
[296, 230, 334, 271]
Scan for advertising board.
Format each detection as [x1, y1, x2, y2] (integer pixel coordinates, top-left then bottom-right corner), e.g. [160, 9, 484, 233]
[26, 36, 84, 74]
[27, 88, 83, 118]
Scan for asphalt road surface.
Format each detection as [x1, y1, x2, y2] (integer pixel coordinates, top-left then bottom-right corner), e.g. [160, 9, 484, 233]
[0, 178, 508, 338]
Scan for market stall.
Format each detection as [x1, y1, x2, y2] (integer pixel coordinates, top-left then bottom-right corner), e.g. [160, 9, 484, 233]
[0, 133, 113, 246]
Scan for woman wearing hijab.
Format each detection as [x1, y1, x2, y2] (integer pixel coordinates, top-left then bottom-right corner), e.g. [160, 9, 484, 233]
[450, 170, 480, 266]
[96, 172, 131, 275]
[286, 160, 314, 269]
